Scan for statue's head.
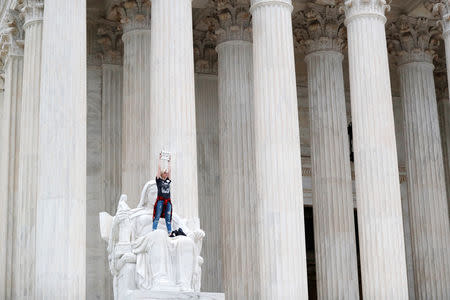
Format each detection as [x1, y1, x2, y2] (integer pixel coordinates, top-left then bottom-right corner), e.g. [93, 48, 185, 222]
[138, 180, 157, 208]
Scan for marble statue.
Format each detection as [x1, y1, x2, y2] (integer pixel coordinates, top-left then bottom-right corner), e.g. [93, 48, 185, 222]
[99, 180, 205, 300]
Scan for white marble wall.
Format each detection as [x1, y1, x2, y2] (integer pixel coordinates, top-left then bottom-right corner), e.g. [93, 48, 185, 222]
[195, 74, 222, 293]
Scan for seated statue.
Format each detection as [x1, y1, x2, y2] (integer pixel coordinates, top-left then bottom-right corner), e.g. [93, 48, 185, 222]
[99, 180, 205, 300]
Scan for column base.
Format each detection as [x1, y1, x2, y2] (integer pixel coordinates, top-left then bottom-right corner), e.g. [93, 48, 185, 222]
[123, 291, 224, 300]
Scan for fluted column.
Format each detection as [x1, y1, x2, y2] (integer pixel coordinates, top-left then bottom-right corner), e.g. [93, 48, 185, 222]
[0, 75, 5, 300]
[295, 4, 359, 299]
[215, 3, 259, 299]
[438, 97, 450, 217]
[250, 0, 308, 298]
[35, 0, 86, 298]
[390, 16, 450, 299]
[343, 1, 409, 298]
[121, 1, 151, 206]
[0, 15, 24, 298]
[12, 2, 43, 299]
[195, 74, 222, 292]
[150, 0, 198, 218]
[102, 63, 123, 215]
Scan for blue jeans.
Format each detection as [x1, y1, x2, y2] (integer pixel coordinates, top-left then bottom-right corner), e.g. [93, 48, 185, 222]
[152, 200, 172, 233]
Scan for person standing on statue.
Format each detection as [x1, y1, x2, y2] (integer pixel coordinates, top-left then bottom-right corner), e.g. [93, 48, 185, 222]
[153, 152, 173, 234]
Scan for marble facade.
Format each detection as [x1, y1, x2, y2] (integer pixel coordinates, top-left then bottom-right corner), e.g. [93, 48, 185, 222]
[1, 0, 450, 299]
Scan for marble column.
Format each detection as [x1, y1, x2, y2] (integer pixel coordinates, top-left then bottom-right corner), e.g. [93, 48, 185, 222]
[391, 16, 450, 298]
[150, 0, 198, 218]
[194, 74, 222, 292]
[102, 63, 123, 216]
[12, 1, 43, 299]
[35, 0, 86, 298]
[438, 97, 450, 218]
[121, 1, 151, 206]
[0, 74, 5, 300]
[0, 28, 24, 300]
[216, 3, 259, 299]
[298, 4, 359, 299]
[433, 2, 450, 217]
[343, 1, 409, 298]
[250, 0, 308, 298]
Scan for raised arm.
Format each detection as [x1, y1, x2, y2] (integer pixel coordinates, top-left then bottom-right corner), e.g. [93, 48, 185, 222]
[156, 152, 162, 178]
[167, 155, 171, 179]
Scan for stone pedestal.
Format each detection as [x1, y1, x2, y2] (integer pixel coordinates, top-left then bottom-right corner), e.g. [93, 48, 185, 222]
[35, 0, 86, 298]
[250, 0, 308, 298]
[150, 0, 198, 218]
[343, 1, 409, 298]
[121, 4, 152, 206]
[12, 1, 43, 298]
[398, 55, 450, 299]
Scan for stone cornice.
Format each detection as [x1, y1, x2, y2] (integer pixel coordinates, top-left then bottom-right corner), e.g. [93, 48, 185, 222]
[387, 15, 440, 65]
[292, 3, 346, 54]
[342, 0, 390, 25]
[215, 0, 252, 44]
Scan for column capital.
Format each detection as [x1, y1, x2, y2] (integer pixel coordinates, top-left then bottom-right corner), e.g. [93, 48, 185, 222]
[293, 3, 346, 54]
[97, 19, 123, 65]
[193, 10, 218, 74]
[343, 0, 390, 25]
[108, 1, 151, 34]
[425, 1, 450, 36]
[387, 15, 440, 65]
[250, 0, 292, 13]
[215, 0, 252, 44]
[22, 0, 44, 29]
[0, 8, 25, 58]
[434, 56, 449, 101]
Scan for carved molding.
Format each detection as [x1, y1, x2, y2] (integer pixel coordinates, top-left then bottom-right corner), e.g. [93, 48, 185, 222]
[215, 0, 252, 43]
[387, 15, 440, 65]
[292, 3, 346, 53]
[107, 0, 151, 34]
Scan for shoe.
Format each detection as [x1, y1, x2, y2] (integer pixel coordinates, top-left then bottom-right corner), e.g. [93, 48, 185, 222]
[177, 228, 186, 236]
[169, 231, 176, 237]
